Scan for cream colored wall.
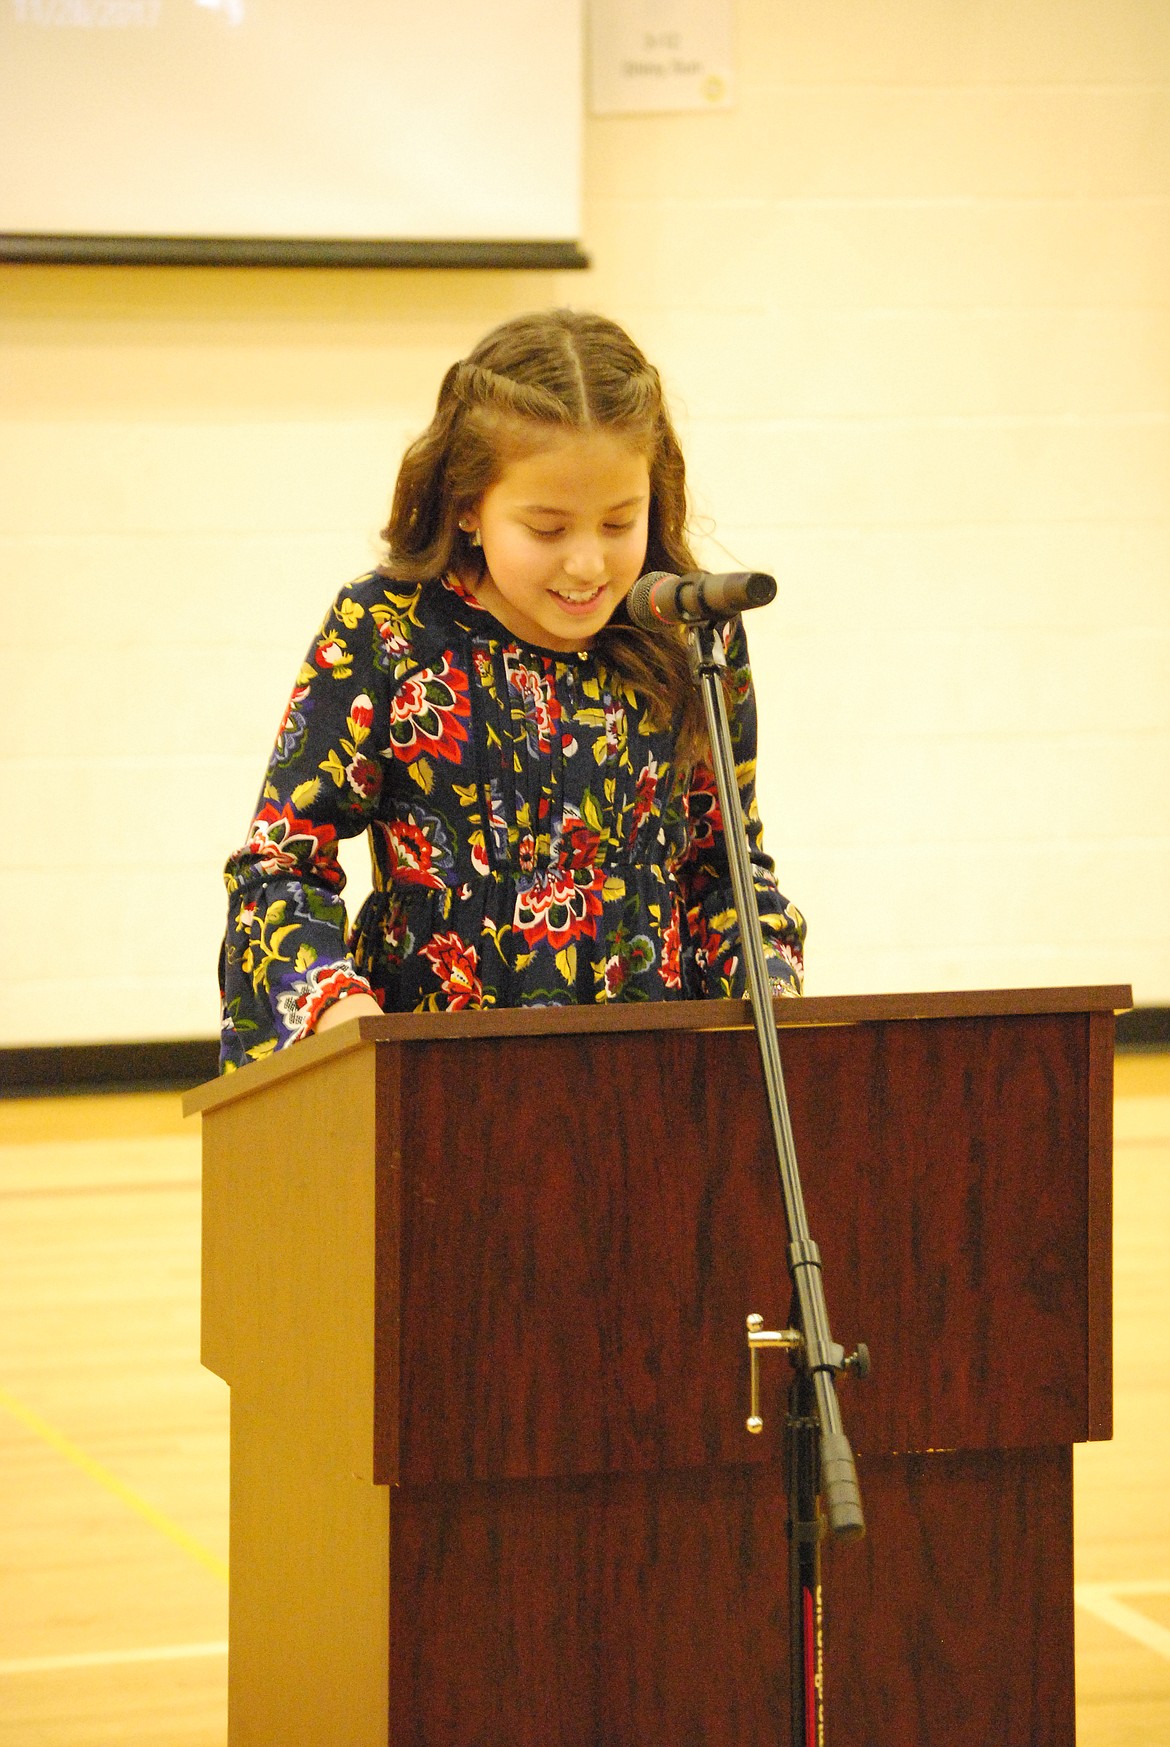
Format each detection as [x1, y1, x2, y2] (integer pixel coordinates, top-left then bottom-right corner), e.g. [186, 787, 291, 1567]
[1, 0, 1166, 1045]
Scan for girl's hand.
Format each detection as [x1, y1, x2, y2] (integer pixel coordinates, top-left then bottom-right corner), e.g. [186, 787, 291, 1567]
[313, 992, 384, 1035]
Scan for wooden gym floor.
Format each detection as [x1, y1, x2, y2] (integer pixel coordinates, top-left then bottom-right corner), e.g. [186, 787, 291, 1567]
[0, 1055, 1167, 1745]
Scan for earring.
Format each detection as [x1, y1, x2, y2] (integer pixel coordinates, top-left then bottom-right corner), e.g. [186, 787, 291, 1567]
[468, 527, 482, 548]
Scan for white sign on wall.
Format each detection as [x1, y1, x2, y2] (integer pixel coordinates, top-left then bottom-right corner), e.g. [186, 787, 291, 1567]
[588, 0, 734, 115]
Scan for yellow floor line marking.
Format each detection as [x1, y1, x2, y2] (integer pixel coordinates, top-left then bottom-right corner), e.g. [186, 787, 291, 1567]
[0, 1642, 227, 1677]
[1076, 1584, 1170, 1661]
[0, 1385, 228, 1584]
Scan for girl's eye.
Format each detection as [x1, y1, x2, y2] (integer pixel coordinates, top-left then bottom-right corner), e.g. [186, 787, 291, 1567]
[526, 526, 565, 540]
[605, 521, 636, 534]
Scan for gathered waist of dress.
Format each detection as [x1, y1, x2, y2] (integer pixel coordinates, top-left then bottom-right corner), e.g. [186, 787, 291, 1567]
[367, 805, 682, 889]
[364, 857, 677, 899]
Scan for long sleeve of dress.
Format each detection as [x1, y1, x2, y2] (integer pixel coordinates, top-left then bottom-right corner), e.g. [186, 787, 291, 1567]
[674, 618, 806, 999]
[219, 579, 391, 1071]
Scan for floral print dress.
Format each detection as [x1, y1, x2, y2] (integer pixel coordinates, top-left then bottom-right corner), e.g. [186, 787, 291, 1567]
[219, 573, 806, 1072]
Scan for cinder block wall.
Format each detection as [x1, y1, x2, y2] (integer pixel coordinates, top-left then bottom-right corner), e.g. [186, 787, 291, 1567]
[1, 0, 1166, 1043]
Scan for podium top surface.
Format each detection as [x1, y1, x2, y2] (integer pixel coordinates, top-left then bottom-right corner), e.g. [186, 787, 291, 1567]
[184, 983, 1131, 1116]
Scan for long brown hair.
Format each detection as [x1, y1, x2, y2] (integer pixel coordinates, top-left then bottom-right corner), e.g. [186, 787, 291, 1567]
[380, 309, 705, 757]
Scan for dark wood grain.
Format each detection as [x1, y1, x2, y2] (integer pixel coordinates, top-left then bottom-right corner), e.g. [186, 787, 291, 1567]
[824, 1445, 1075, 1747]
[388, 1446, 1073, 1747]
[392, 1026, 788, 1483]
[785, 1014, 1093, 1457]
[1086, 1010, 1115, 1438]
[386, 1011, 1098, 1483]
[390, 1465, 789, 1747]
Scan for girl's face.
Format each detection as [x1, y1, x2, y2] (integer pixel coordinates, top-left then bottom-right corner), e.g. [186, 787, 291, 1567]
[462, 428, 651, 653]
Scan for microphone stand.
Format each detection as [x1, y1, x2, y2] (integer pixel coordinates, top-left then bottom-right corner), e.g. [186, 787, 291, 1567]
[686, 618, 868, 1747]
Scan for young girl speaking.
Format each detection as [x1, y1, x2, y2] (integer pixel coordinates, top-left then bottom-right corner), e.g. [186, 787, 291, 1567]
[219, 310, 805, 1071]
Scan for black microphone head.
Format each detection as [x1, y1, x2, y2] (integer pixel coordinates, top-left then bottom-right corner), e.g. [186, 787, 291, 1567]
[740, 572, 777, 607]
[627, 568, 777, 629]
[626, 571, 677, 630]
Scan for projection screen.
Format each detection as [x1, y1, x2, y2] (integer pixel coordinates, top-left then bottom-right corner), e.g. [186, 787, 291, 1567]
[0, 0, 586, 266]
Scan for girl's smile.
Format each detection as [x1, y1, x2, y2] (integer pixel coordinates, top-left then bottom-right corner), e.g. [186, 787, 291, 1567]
[461, 428, 651, 652]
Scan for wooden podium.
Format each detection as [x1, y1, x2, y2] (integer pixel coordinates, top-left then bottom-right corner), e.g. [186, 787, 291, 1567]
[186, 985, 1127, 1747]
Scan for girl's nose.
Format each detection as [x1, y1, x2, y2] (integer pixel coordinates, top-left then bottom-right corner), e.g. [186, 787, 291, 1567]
[563, 542, 606, 582]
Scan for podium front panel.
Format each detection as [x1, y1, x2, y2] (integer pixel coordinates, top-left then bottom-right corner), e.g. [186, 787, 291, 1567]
[389, 1010, 1099, 1484]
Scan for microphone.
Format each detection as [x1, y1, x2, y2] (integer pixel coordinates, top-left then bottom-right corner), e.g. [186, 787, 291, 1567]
[626, 569, 777, 629]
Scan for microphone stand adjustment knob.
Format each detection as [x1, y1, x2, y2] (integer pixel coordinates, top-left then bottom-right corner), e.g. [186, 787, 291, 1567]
[843, 1342, 871, 1380]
